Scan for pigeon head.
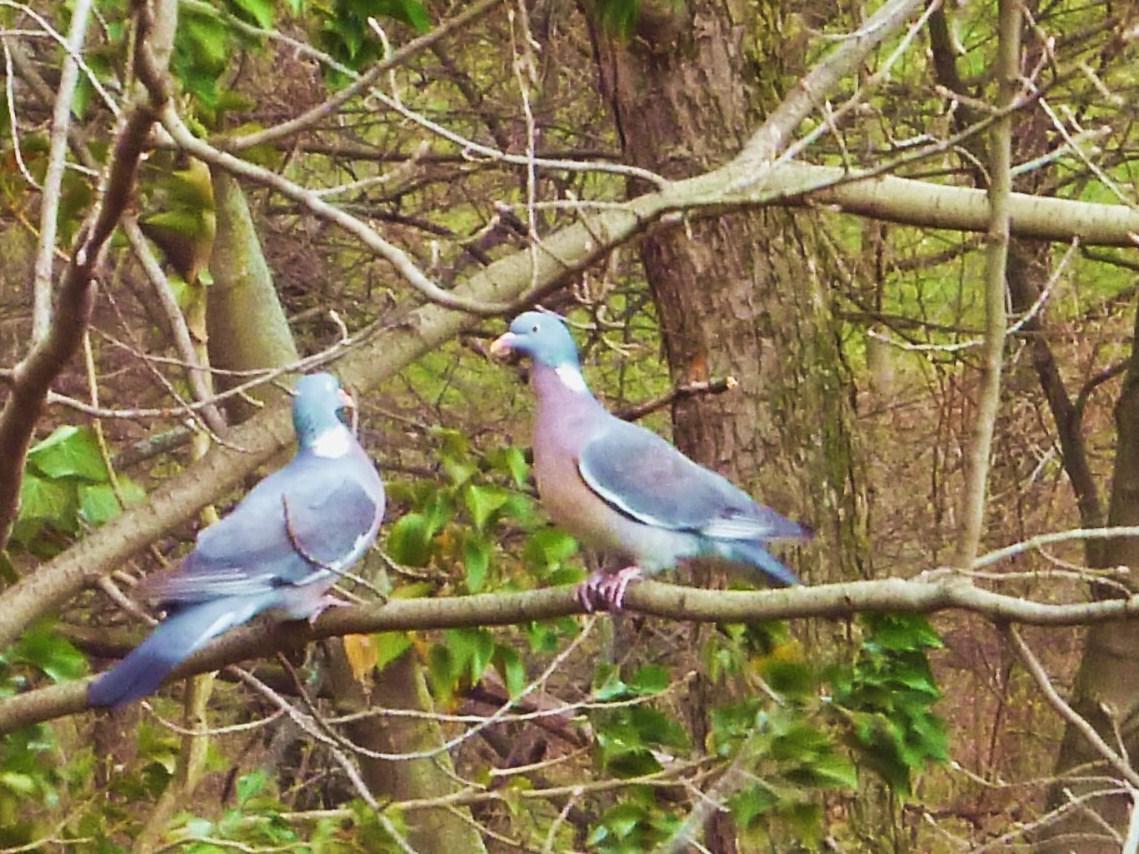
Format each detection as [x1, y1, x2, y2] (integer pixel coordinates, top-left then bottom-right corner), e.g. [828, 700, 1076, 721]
[293, 373, 354, 449]
[490, 311, 581, 369]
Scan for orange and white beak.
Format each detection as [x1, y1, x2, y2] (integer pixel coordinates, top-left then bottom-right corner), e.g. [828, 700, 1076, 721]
[489, 332, 517, 359]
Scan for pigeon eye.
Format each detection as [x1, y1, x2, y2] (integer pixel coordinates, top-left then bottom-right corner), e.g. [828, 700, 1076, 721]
[531, 324, 540, 333]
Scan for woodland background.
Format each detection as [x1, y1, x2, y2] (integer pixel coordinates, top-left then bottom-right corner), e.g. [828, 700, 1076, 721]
[1, 0, 1139, 850]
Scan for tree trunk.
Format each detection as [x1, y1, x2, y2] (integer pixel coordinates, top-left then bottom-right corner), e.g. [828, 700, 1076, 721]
[325, 644, 489, 853]
[591, 1, 866, 847]
[1041, 300, 1139, 849]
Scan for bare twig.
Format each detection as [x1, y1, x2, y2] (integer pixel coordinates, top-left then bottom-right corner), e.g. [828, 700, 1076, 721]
[30, 0, 94, 343]
[953, 0, 1020, 568]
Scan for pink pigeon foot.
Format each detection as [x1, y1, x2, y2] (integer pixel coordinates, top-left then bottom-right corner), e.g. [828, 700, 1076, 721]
[307, 592, 355, 625]
[576, 566, 644, 613]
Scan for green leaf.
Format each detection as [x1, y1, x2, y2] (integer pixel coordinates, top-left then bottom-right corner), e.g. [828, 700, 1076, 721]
[395, 0, 431, 32]
[463, 483, 510, 531]
[386, 513, 432, 566]
[592, 663, 628, 702]
[494, 644, 525, 698]
[236, 769, 268, 805]
[18, 475, 75, 526]
[374, 631, 413, 670]
[0, 771, 37, 795]
[28, 426, 107, 482]
[463, 534, 491, 593]
[10, 622, 87, 682]
[524, 528, 579, 572]
[227, 0, 275, 28]
[446, 628, 495, 684]
[78, 477, 145, 527]
[728, 783, 777, 828]
[627, 664, 669, 695]
[489, 446, 530, 488]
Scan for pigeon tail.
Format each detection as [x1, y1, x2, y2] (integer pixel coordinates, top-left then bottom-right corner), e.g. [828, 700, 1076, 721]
[88, 596, 266, 708]
[719, 539, 802, 587]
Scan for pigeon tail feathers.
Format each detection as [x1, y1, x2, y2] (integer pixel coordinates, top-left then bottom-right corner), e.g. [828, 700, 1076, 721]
[716, 539, 802, 587]
[88, 595, 268, 708]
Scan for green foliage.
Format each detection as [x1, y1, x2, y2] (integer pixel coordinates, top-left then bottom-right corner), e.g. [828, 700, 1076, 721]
[427, 627, 526, 701]
[11, 426, 145, 551]
[0, 725, 63, 846]
[1, 621, 87, 687]
[591, 663, 687, 778]
[828, 614, 948, 796]
[587, 791, 680, 853]
[168, 771, 317, 851]
[314, 0, 432, 81]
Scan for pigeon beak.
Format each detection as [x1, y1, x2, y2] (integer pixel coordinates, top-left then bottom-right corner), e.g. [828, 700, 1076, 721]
[338, 388, 359, 435]
[489, 332, 516, 359]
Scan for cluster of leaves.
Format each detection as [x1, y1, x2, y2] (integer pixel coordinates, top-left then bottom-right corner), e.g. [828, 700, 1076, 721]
[314, 0, 431, 79]
[828, 614, 949, 796]
[382, 428, 581, 700]
[9, 426, 144, 562]
[585, 614, 948, 848]
[0, 624, 87, 846]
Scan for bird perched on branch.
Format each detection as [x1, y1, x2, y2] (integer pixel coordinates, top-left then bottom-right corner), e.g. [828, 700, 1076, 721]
[88, 373, 385, 708]
[490, 311, 810, 612]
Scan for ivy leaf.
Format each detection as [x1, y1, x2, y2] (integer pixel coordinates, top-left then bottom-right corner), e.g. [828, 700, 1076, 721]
[493, 644, 525, 698]
[524, 528, 579, 573]
[18, 475, 76, 528]
[463, 534, 491, 593]
[78, 477, 145, 527]
[227, 0, 275, 28]
[386, 513, 432, 566]
[8, 622, 87, 683]
[28, 426, 107, 482]
[374, 631, 413, 670]
[463, 484, 510, 531]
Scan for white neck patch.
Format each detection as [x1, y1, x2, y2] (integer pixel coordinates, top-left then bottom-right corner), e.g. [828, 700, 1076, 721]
[555, 365, 588, 394]
[311, 424, 353, 458]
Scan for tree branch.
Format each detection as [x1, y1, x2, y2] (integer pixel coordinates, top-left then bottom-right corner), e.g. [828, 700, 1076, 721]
[11, 573, 1139, 735]
[0, 1, 168, 551]
[953, 0, 1019, 567]
[30, 0, 93, 343]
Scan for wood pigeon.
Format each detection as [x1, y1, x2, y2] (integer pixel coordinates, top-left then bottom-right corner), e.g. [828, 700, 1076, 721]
[88, 373, 385, 707]
[490, 311, 810, 612]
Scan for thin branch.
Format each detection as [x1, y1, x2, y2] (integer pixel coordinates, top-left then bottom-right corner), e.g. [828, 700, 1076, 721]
[953, 0, 1019, 568]
[614, 377, 738, 422]
[30, 0, 94, 343]
[735, 0, 928, 166]
[1006, 626, 1139, 788]
[223, 0, 505, 151]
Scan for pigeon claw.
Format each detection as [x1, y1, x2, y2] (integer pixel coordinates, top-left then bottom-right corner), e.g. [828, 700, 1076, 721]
[307, 593, 355, 626]
[575, 566, 643, 613]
